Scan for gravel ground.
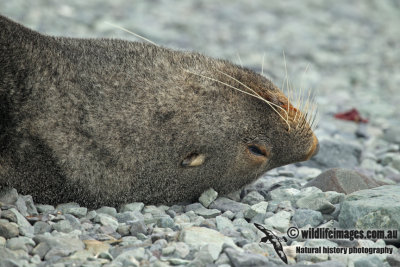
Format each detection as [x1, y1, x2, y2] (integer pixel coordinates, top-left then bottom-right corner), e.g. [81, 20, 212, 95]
[1, 0, 400, 266]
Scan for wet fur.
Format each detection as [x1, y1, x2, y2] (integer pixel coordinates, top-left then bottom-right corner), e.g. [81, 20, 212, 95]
[0, 15, 317, 208]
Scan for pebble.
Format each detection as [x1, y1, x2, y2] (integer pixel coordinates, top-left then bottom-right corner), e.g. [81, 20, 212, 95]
[263, 210, 291, 233]
[95, 213, 119, 231]
[0, 219, 19, 239]
[35, 204, 55, 214]
[225, 247, 272, 267]
[120, 202, 145, 213]
[179, 226, 237, 260]
[296, 193, 336, 214]
[129, 219, 148, 236]
[209, 197, 250, 213]
[198, 188, 218, 208]
[241, 191, 265, 205]
[339, 185, 400, 230]
[0, 188, 18, 205]
[244, 201, 268, 219]
[292, 209, 324, 228]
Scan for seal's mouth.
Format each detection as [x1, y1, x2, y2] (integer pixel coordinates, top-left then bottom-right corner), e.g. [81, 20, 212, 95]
[305, 134, 319, 160]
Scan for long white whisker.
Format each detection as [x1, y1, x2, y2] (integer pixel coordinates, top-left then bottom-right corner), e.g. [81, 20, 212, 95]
[261, 52, 266, 76]
[236, 52, 243, 68]
[215, 69, 291, 131]
[283, 51, 291, 125]
[105, 22, 159, 46]
[185, 69, 291, 131]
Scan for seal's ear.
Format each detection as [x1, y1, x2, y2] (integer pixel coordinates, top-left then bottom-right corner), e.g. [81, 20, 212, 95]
[181, 153, 205, 167]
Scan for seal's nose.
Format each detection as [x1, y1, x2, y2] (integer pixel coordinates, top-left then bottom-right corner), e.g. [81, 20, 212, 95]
[305, 135, 319, 160]
[312, 142, 320, 157]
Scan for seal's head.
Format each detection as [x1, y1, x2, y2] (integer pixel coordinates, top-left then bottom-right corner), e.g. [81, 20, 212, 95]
[0, 15, 318, 207]
[160, 57, 319, 203]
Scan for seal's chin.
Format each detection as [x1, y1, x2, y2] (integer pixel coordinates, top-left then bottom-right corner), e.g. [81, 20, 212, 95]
[305, 134, 319, 160]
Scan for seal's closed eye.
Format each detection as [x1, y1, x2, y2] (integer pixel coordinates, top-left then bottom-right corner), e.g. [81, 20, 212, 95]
[248, 145, 267, 157]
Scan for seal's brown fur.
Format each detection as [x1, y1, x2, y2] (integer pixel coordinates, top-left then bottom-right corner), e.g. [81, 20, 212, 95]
[0, 15, 318, 208]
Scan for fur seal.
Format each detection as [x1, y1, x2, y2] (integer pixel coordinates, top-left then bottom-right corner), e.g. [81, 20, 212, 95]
[0, 15, 319, 208]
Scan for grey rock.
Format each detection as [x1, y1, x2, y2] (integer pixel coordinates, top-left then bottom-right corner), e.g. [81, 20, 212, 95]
[324, 191, 345, 204]
[55, 202, 80, 213]
[62, 207, 88, 218]
[33, 221, 52, 235]
[292, 209, 324, 228]
[0, 219, 19, 239]
[241, 191, 265, 205]
[305, 168, 383, 194]
[194, 207, 221, 218]
[8, 208, 34, 237]
[269, 188, 301, 204]
[263, 210, 291, 232]
[0, 188, 18, 205]
[354, 255, 384, 267]
[44, 246, 72, 260]
[216, 215, 235, 231]
[209, 197, 250, 213]
[244, 201, 268, 219]
[305, 139, 361, 169]
[157, 217, 175, 228]
[116, 211, 144, 223]
[129, 219, 148, 236]
[117, 224, 131, 236]
[85, 210, 97, 221]
[64, 214, 82, 230]
[52, 220, 73, 233]
[168, 205, 184, 214]
[113, 249, 144, 266]
[33, 235, 85, 260]
[296, 193, 336, 214]
[179, 226, 237, 260]
[383, 125, 400, 144]
[293, 261, 346, 267]
[0, 209, 17, 222]
[387, 253, 400, 267]
[198, 188, 218, 208]
[338, 185, 400, 232]
[222, 210, 235, 220]
[95, 213, 119, 231]
[161, 245, 175, 256]
[15, 196, 28, 217]
[190, 244, 216, 265]
[35, 204, 55, 214]
[6, 236, 35, 252]
[185, 203, 203, 212]
[225, 247, 274, 267]
[215, 252, 231, 265]
[120, 202, 144, 213]
[96, 206, 117, 217]
[32, 242, 51, 259]
[174, 242, 190, 258]
[278, 170, 295, 177]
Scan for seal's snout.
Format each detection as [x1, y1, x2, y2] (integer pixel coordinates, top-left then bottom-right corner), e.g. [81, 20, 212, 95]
[305, 134, 319, 160]
[312, 141, 320, 158]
